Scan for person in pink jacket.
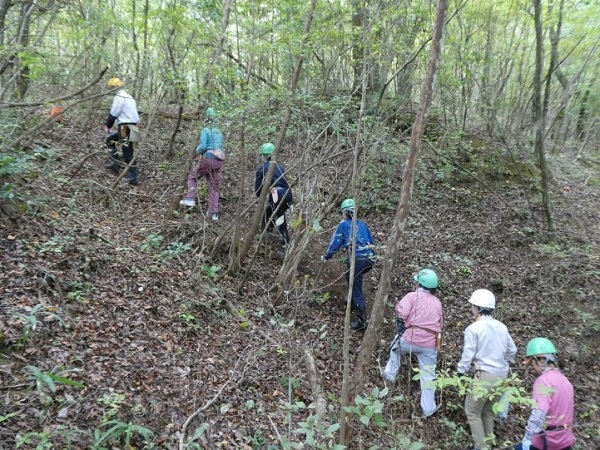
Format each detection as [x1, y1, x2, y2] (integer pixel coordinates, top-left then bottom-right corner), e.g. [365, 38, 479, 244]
[514, 338, 575, 450]
[382, 269, 443, 417]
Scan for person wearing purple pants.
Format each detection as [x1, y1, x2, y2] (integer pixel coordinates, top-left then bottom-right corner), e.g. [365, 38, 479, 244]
[180, 107, 224, 221]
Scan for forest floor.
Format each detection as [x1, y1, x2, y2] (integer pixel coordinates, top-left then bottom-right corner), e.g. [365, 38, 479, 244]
[1, 111, 600, 450]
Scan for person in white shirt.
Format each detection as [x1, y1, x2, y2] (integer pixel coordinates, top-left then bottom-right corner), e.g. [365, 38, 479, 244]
[104, 78, 140, 185]
[457, 289, 517, 450]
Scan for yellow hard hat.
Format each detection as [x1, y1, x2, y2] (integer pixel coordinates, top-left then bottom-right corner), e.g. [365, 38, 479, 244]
[107, 78, 124, 89]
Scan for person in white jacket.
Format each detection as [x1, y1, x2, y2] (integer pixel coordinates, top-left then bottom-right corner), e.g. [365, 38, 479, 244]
[104, 78, 140, 185]
[457, 289, 517, 450]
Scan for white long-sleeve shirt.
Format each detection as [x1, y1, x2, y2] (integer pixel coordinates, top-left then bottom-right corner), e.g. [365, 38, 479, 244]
[110, 90, 139, 124]
[457, 315, 517, 377]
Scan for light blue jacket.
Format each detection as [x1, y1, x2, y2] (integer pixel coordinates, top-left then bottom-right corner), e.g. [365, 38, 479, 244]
[196, 125, 223, 159]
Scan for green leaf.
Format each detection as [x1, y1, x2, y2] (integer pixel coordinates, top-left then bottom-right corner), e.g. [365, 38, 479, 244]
[326, 423, 341, 434]
[359, 415, 370, 426]
[220, 403, 231, 414]
[47, 373, 85, 388]
[0, 412, 18, 423]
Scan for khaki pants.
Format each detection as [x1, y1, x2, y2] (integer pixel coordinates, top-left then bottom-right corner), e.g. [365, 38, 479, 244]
[464, 371, 504, 450]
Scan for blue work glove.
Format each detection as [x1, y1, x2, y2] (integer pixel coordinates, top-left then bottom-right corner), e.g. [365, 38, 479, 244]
[521, 439, 532, 450]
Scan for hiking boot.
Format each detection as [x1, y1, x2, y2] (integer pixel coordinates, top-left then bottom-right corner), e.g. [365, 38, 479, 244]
[180, 198, 196, 207]
[105, 162, 119, 171]
[211, 213, 219, 221]
[351, 308, 367, 331]
[126, 178, 138, 186]
[351, 319, 366, 330]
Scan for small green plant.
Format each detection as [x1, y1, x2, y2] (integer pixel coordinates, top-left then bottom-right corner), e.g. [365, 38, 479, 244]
[26, 365, 84, 404]
[458, 266, 472, 274]
[282, 415, 343, 450]
[184, 423, 210, 449]
[92, 419, 153, 449]
[180, 312, 202, 331]
[158, 241, 190, 260]
[67, 280, 97, 302]
[16, 430, 52, 450]
[574, 309, 600, 336]
[37, 235, 73, 253]
[140, 232, 164, 251]
[438, 416, 470, 448]
[343, 386, 387, 427]
[17, 304, 65, 348]
[201, 264, 221, 278]
[390, 433, 425, 450]
[16, 426, 84, 450]
[278, 376, 302, 390]
[309, 323, 328, 339]
[97, 392, 126, 421]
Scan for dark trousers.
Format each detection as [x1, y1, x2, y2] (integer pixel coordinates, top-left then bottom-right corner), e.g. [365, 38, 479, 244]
[107, 124, 137, 181]
[345, 257, 373, 311]
[263, 190, 293, 244]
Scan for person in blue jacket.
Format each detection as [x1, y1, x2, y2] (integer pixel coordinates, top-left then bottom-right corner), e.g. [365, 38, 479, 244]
[254, 142, 293, 245]
[322, 198, 375, 330]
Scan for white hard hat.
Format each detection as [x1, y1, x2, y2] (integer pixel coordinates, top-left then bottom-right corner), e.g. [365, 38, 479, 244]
[468, 289, 496, 309]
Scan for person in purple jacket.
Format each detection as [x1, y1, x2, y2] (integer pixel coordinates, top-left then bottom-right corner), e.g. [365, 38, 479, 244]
[514, 338, 575, 450]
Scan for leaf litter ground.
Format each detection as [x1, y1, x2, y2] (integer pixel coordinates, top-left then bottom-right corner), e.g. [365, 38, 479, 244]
[1, 115, 599, 449]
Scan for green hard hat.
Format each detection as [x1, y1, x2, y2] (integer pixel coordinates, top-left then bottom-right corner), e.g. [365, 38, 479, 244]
[413, 269, 439, 289]
[206, 107, 216, 120]
[526, 337, 557, 357]
[340, 198, 355, 211]
[260, 142, 275, 155]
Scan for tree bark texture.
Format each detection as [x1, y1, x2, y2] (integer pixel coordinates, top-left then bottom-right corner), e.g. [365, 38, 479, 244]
[533, 0, 555, 234]
[164, 0, 232, 220]
[227, 0, 317, 275]
[341, 0, 449, 443]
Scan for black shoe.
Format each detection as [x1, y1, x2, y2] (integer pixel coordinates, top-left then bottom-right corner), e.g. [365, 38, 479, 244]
[105, 162, 119, 171]
[351, 319, 366, 330]
[351, 309, 367, 330]
[122, 177, 138, 185]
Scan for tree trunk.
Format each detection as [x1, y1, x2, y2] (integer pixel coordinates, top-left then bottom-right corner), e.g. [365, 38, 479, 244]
[339, 24, 368, 443]
[16, 1, 35, 99]
[340, 0, 449, 444]
[533, 0, 555, 235]
[227, 0, 317, 275]
[164, 0, 232, 220]
[544, 0, 566, 143]
[0, 0, 11, 46]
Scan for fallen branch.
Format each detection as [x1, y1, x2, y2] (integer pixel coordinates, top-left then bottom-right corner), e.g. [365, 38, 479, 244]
[50, 151, 105, 179]
[178, 348, 248, 450]
[0, 67, 108, 109]
[155, 110, 200, 120]
[300, 344, 327, 418]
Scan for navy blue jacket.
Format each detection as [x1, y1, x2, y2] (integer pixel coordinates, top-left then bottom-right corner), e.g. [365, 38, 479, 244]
[254, 161, 292, 198]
